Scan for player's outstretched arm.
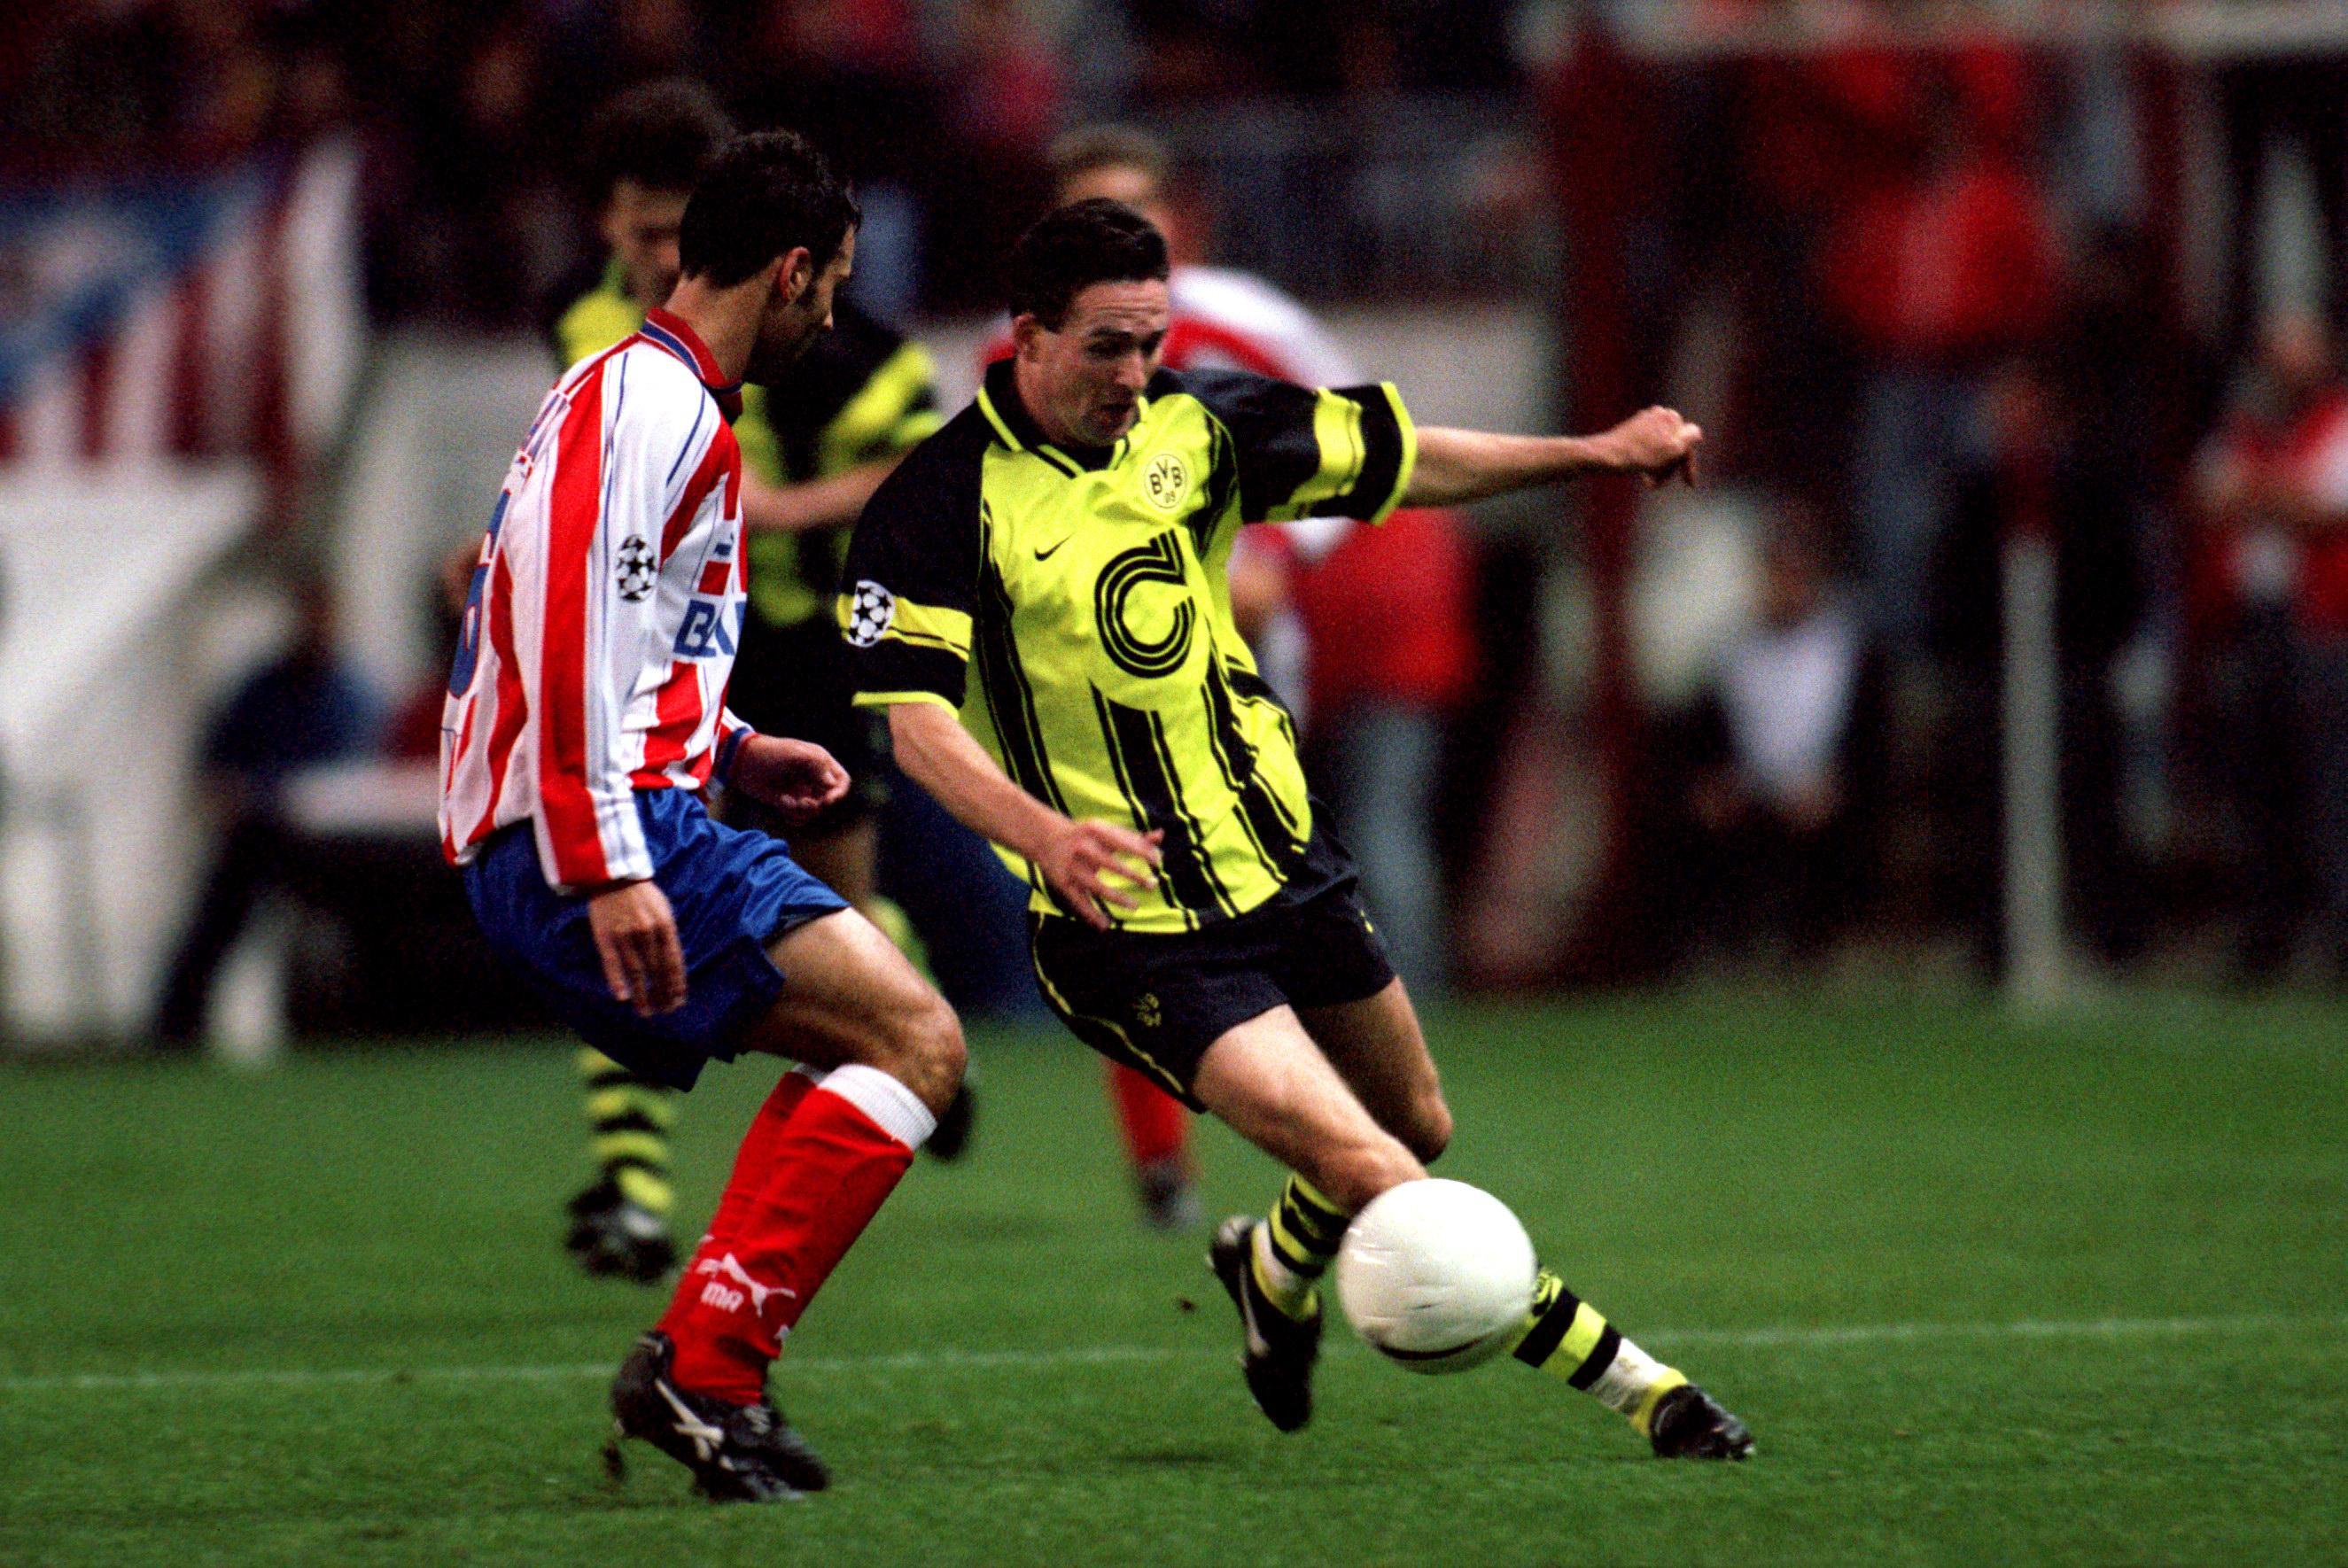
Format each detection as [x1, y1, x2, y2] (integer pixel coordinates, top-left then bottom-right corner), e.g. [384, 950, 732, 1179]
[888, 702, 1162, 930]
[738, 456, 906, 534]
[1403, 407, 1701, 507]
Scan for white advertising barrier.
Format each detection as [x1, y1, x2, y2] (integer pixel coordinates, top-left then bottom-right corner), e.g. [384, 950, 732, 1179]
[0, 467, 259, 1043]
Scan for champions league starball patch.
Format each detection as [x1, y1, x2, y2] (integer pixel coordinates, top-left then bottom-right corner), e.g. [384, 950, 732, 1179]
[845, 580, 897, 647]
[615, 535, 657, 602]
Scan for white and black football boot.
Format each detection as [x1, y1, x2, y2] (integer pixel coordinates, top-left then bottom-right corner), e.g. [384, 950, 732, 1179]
[1209, 1216, 1321, 1433]
[1646, 1383, 1756, 1461]
[605, 1331, 829, 1502]
[564, 1179, 677, 1284]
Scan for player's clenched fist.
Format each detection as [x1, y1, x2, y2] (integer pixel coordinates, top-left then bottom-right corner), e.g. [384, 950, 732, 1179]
[1598, 406, 1702, 487]
[728, 734, 851, 827]
[587, 878, 689, 1016]
[1037, 819, 1165, 930]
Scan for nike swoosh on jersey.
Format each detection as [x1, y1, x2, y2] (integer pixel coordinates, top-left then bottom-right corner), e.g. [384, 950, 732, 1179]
[1034, 537, 1069, 560]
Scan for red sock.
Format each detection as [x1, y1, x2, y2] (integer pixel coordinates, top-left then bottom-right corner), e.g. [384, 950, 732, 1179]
[1107, 1060, 1189, 1171]
[658, 1065, 935, 1404]
[692, 1066, 823, 1256]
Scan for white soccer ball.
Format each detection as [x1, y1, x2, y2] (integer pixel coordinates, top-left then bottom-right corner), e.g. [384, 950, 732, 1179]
[1333, 1178, 1536, 1375]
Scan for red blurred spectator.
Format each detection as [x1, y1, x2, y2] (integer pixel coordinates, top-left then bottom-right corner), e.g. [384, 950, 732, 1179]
[1288, 507, 1473, 732]
[2196, 325, 2348, 646]
[2190, 310, 2348, 976]
[1813, 36, 2063, 651]
[1817, 123, 2059, 366]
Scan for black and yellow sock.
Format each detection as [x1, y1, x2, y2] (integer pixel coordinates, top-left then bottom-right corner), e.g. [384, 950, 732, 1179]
[579, 1049, 678, 1219]
[1512, 1268, 1686, 1434]
[1251, 1175, 1349, 1319]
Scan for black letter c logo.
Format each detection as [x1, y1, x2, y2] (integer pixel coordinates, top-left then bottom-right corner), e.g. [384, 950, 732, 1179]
[1095, 532, 1195, 679]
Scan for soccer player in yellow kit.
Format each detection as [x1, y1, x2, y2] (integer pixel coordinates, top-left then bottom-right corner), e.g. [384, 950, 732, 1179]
[843, 200, 1752, 1457]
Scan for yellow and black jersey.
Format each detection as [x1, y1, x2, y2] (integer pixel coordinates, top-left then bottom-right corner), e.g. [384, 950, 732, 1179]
[842, 356, 1416, 933]
[546, 263, 941, 634]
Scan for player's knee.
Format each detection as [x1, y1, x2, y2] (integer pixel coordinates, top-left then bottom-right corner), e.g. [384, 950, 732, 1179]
[1315, 1135, 1425, 1215]
[877, 987, 965, 1115]
[1403, 1095, 1453, 1166]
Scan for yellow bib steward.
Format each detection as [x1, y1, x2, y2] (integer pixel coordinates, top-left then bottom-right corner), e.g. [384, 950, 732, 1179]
[843, 357, 1416, 934]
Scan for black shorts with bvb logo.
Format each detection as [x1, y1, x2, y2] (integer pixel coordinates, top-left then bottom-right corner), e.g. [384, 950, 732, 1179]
[1028, 850, 1396, 1110]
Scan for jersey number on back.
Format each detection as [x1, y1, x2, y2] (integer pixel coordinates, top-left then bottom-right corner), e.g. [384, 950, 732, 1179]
[447, 491, 509, 699]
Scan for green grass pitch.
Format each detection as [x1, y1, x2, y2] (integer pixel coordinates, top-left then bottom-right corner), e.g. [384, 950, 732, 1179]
[4, 990, 2344, 1566]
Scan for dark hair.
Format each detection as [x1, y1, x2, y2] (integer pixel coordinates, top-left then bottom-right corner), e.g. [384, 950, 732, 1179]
[583, 79, 735, 201]
[1006, 199, 1169, 329]
[678, 129, 860, 288]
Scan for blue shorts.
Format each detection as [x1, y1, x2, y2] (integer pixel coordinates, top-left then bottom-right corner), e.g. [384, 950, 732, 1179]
[463, 788, 849, 1091]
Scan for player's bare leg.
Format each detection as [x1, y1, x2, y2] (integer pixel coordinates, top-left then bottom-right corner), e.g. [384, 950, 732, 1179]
[785, 817, 975, 1160]
[1296, 979, 1451, 1164]
[1196, 997, 1749, 1455]
[613, 910, 965, 1498]
[1194, 1006, 1425, 1210]
[1190, 1007, 1420, 1432]
[737, 907, 965, 1107]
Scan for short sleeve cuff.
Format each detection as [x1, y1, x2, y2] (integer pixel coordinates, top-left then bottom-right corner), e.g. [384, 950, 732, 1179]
[852, 689, 960, 711]
[1331, 381, 1415, 525]
[850, 639, 967, 709]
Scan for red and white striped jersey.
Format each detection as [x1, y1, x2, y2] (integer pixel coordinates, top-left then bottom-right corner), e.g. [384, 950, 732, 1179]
[439, 307, 758, 891]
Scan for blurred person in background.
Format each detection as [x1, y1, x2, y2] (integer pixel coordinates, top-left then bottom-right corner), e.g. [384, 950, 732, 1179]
[1678, 507, 1885, 965]
[728, 0, 957, 316]
[1288, 508, 1476, 996]
[1815, 39, 2061, 658]
[2046, 223, 2201, 969]
[532, 80, 968, 1285]
[365, 14, 571, 327]
[1631, 0, 1914, 502]
[154, 576, 383, 1047]
[2215, 43, 2348, 358]
[1930, 360, 2147, 979]
[2039, 226, 2182, 962]
[2191, 308, 2348, 982]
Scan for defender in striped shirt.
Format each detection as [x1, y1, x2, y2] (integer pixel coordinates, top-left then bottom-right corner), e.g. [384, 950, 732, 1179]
[443, 131, 967, 1504]
[529, 83, 966, 1287]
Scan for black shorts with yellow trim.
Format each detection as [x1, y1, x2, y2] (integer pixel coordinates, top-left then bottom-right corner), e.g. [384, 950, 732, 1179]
[1027, 874, 1396, 1111]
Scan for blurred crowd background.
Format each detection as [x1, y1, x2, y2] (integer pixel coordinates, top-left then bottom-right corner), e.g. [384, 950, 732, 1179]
[7, 0, 2348, 1050]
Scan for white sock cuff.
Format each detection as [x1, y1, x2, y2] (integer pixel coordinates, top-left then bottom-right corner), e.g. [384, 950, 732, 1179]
[818, 1064, 937, 1150]
[1590, 1337, 1669, 1417]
